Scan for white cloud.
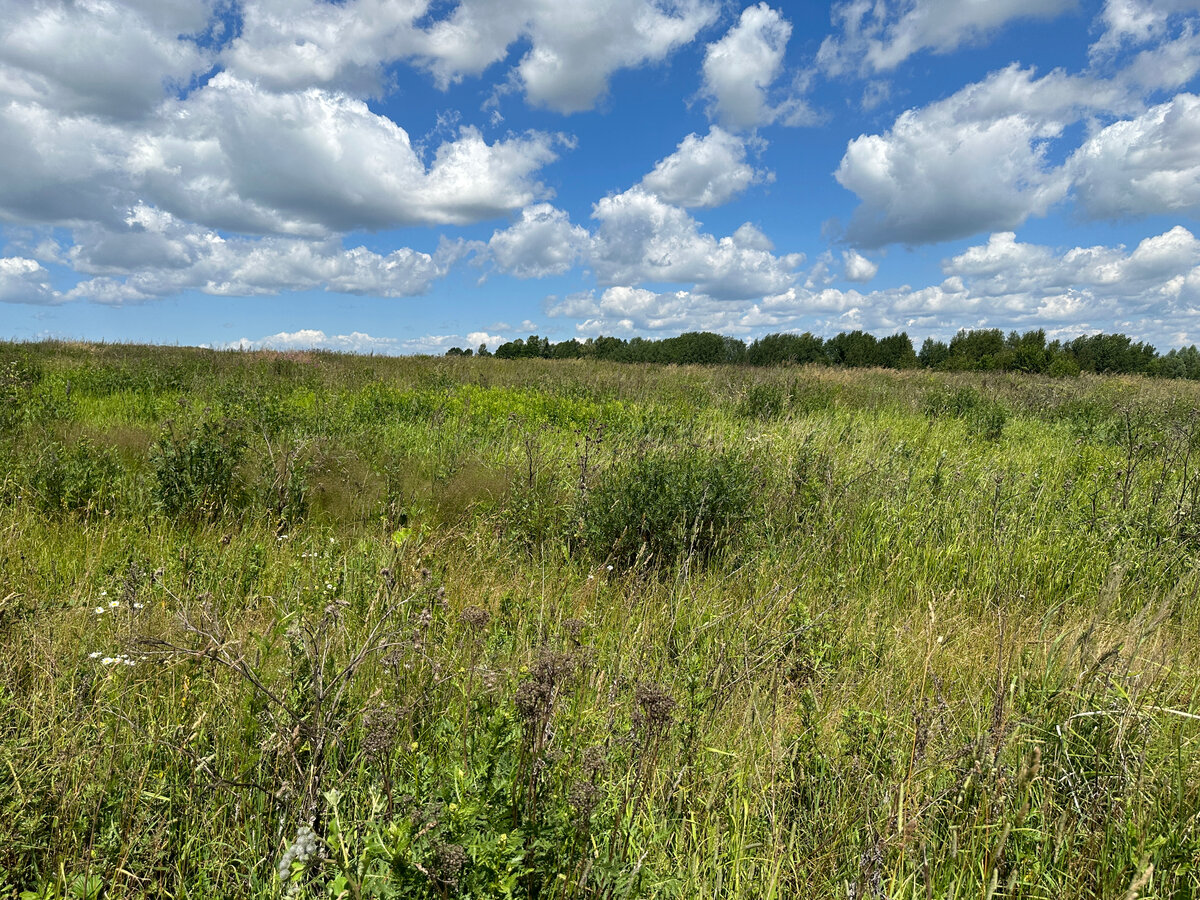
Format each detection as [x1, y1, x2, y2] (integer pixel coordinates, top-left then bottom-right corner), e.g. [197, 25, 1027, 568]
[540, 226, 1200, 348]
[488, 204, 590, 278]
[832, 64, 1139, 247]
[0, 0, 213, 120]
[639, 127, 767, 208]
[842, 249, 878, 282]
[228, 329, 404, 354]
[0, 102, 132, 227]
[0, 72, 563, 240]
[62, 205, 456, 304]
[1069, 93, 1200, 219]
[225, 0, 717, 112]
[510, 0, 719, 113]
[1090, 0, 1200, 57]
[223, 0, 426, 96]
[0, 256, 57, 304]
[942, 227, 1200, 302]
[132, 74, 561, 236]
[589, 187, 803, 299]
[700, 4, 813, 130]
[836, 101, 1069, 246]
[819, 0, 1076, 75]
[223, 328, 502, 356]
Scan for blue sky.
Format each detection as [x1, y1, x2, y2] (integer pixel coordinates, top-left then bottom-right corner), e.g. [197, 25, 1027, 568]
[2, 0, 1199, 354]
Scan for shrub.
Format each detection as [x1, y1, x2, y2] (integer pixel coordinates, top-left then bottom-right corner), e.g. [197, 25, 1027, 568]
[921, 384, 983, 419]
[150, 417, 246, 520]
[576, 446, 757, 567]
[923, 384, 1008, 440]
[26, 439, 123, 515]
[0, 356, 41, 431]
[736, 381, 789, 420]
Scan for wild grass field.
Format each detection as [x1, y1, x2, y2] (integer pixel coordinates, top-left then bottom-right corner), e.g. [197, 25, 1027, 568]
[1, 341, 1198, 899]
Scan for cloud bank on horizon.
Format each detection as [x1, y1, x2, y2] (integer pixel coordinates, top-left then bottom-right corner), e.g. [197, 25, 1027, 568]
[2, 0, 1200, 352]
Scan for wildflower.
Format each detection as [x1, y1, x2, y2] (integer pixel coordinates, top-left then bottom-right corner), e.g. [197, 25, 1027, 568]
[88, 651, 102, 659]
[606, 565, 613, 571]
[133, 602, 144, 610]
[94, 607, 105, 615]
[124, 659, 136, 667]
[99, 590, 107, 597]
[109, 600, 120, 608]
[277, 824, 319, 886]
[101, 657, 115, 665]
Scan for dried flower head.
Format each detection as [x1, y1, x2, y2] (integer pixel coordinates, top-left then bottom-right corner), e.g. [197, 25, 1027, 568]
[632, 682, 676, 735]
[514, 679, 552, 723]
[459, 606, 491, 630]
[563, 618, 586, 640]
[361, 704, 400, 760]
[430, 842, 466, 890]
[568, 780, 601, 829]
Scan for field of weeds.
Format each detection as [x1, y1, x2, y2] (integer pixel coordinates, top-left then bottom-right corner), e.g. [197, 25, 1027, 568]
[1, 341, 1198, 899]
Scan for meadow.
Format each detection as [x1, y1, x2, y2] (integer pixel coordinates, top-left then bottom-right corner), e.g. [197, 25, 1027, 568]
[1, 341, 1198, 899]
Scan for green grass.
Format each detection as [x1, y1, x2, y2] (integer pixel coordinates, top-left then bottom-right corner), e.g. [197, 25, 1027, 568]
[1, 341, 1198, 898]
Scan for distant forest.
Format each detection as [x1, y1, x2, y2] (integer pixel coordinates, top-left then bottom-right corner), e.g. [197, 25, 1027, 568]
[445, 329, 1200, 378]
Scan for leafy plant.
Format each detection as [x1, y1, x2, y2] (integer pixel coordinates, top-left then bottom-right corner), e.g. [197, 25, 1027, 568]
[576, 446, 758, 567]
[150, 416, 246, 519]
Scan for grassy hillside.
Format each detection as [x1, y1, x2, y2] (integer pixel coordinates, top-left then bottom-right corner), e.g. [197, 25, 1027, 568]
[1, 341, 1198, 899]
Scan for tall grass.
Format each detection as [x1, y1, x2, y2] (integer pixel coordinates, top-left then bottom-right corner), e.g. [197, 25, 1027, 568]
[0, 341, 1197, 898]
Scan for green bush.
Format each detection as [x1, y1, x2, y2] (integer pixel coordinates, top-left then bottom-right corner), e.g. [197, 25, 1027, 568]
[923, 384, 1008, 440]
[576, 446, 758, 567]
[150, 417, 246, 520]
[736, 381, 789, 420]
[0, 356, 41, 431]
[26, 439, 123, 515]
[921, 384, 983, 418]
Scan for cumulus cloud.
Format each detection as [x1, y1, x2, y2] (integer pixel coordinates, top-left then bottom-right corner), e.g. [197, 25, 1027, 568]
[0, 0, 214, 120]
[700, 4, 813, 130]
[226, 0, 717, 112]
[589, 187, 803, 299]
[842, 249, 878, 282]
[831, 63, 1152, 247]
[830, 7, 1200, 248]
[0, 73, 563, 240]
[818, 0, 1076, 75]
[222, 0, 426, 95]
[0, 102, 132, 227]
[639, 127, 767, 208]
[488, 204, 590, 278]
[60, 205, 456, 304]
[1090, 0, 1200, 57]
[0, 256, 57, 304]
[225, 327, 504, 355]
[508, 0, 719, 113]
[226, 329, 404, 354]
[1069, 93, 1200, 219]
[132, 74, 561, 236]
[541, 226, 1200, 348]
[834, 75, 1074, 247]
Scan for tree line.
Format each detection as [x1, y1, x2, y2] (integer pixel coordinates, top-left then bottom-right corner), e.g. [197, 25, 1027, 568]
[445, 328, 1200, 378]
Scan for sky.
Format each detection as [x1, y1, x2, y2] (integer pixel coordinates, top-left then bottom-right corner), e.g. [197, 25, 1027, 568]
[1, 0, 1200, 355]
